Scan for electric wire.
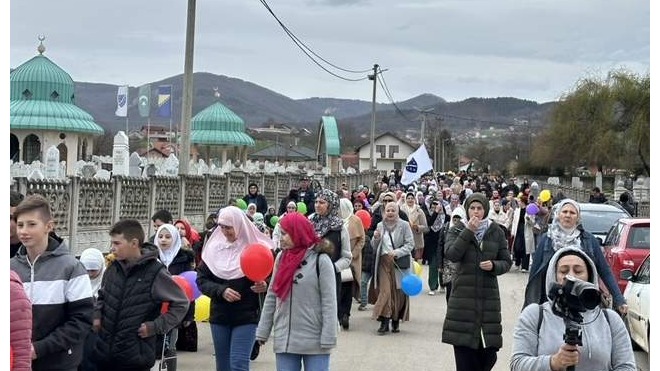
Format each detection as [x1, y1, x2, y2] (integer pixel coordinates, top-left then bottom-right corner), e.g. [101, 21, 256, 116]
[258, 0, 372, 81]
[376, 70, 417, 123]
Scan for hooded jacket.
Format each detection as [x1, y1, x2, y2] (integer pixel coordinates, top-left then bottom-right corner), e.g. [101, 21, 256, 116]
[255, 242, 338, 354]
[10, 270, 32, 371]
[510, 247, 636, 371]
[10, 236, 94, 370]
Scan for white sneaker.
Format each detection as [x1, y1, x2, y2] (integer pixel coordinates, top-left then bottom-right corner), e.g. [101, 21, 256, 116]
[428, 290, 435, 296]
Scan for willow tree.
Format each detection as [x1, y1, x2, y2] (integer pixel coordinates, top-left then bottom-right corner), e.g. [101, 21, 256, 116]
[532, 69, 650, 175]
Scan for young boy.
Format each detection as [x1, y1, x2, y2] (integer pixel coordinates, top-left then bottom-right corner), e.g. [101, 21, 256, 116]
[10, 194, 94, 370]
[93, 219, 189, 371]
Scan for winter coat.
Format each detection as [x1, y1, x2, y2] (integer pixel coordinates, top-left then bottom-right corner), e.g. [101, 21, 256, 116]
[361, 235, 375, 274]
[255, 243, 338, 354]
[243, 192, 269, 215]
[10, 270, 32, 371]
[401, 204, 429, 250]
[345, 214, 365, 285]
[10, 236, 93, 371]
[441, 222, 512, 350]
[371, 219, 415, 290]
[511, 207, 536, 254]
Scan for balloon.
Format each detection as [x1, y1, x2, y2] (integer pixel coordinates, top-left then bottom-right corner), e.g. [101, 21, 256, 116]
[270, 215, 280, 226]
[240, 243, 275, 282]
[236, 199, 248, 210]
[180, 271, 202, 300]
[413, 261, 423, 277]
[539, 190, 551, 203]
[355, 210, 372, 229]
[401, 274, 423, 296]
[296, 202, 307, 214]
[526, 203, 539, 215]
[194, 295, 211, 322]
[172, 275, 194, 301]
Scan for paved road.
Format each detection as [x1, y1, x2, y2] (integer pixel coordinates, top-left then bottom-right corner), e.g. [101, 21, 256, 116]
[177, 266, 649, 370]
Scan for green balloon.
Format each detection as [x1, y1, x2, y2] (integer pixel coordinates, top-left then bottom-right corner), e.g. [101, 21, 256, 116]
[270, 215, 280, 226]
[296, 202, 307, 214]
[236, 199, 248, 210]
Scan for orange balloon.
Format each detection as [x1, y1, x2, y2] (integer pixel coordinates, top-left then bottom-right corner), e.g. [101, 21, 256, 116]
[355, 210, 372, 229]
[240, 243, 275, 281]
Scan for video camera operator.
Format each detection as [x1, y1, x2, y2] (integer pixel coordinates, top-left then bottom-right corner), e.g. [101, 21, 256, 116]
[511, 247, 635, 371]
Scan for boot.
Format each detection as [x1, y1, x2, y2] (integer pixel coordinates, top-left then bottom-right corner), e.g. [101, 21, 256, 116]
[391, 320, 400, 333]
[340, 314, 350, 330]
[377, 318, 390, 335]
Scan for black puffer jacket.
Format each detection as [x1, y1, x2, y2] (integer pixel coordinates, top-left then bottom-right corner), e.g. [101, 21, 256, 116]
[360, 235, 375, 274]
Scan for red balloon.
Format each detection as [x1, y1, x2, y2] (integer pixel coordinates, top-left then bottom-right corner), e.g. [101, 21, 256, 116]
[355, 210, 372, 229]
[172, 275, 194, 301]
[240, 243, 275, 282]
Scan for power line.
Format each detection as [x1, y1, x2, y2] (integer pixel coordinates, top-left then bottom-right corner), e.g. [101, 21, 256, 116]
[376, 70, 417, 123]
[258, 0, 372, 81]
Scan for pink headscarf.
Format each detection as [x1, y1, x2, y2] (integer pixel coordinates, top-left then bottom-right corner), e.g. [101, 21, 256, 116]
[201, 206, 275, 280]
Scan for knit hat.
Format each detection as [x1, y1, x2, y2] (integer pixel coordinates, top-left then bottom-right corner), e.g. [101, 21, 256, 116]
[464, 192, 490, 218]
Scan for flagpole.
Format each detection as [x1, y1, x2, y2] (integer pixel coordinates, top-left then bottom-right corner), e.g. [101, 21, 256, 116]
[125, 115, 129, 135]
[147, 116, 151, 150]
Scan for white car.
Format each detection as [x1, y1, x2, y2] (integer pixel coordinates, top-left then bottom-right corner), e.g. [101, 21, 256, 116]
[620, 254, 650, 353]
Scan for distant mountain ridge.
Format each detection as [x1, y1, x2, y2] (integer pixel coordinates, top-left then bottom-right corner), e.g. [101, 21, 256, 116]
[68, 72, 554, 142]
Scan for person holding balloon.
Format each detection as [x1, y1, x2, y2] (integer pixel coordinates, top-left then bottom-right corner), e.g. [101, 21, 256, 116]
[371, 201, 415, 335]
[196, 206, 275, 371]
[510, 195, 535, 273]
[441, 193, 512, 371]
[255, 211, 338, 371]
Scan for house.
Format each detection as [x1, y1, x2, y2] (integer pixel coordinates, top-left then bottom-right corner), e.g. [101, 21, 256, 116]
[355, 132, 416, 172]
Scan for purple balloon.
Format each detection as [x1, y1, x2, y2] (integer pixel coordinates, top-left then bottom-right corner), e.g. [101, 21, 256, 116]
[527, 203, 539, 215]
[180, 271, 202, 300]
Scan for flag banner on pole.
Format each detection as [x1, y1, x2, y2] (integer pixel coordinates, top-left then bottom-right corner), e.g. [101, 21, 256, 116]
[115, 85, 128, 117]
[138, 84, 151, 118]
[400, 144, 433, 185]
[157, 85, 172, 118]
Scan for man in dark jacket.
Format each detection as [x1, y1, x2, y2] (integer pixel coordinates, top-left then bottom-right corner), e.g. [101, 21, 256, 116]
[242, 183, 269, 215]
[297, 176, 316, 216]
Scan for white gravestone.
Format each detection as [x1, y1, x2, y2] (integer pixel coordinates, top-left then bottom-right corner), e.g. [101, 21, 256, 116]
[45, 146, 60, 179]
[112, 131, 130, 176]
[129, 152, 143, 177]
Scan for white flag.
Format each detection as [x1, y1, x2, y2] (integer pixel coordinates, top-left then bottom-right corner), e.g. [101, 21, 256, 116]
[400, 144, 433, 185]
[115, 85, 128, 117]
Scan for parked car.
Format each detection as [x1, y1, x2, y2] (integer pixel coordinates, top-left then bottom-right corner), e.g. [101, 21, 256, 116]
[603, 218, 650, 294]
[576, 202, 631, 243]
[620, 254, 650, 353]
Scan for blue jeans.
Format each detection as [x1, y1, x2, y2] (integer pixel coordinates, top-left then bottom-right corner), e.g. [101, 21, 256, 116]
[210, 323, 256, 371]
[275, 353, 330, 371]
[360, 271, 372, 305]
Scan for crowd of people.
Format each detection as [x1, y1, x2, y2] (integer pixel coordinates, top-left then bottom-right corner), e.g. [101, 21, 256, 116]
[8, 169, 638, 370]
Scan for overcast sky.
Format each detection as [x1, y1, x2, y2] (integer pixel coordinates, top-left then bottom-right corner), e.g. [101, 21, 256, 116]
[9, 0, 650, 104]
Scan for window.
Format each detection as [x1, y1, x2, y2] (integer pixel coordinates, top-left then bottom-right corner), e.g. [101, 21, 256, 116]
[393, 161, 402, 170]
[50, 91, 60, 100]
[388, 145, 399, 159]
[636, 257, 650, 284]
[22, 89, 32, 99]
[376, 145, 386, 158]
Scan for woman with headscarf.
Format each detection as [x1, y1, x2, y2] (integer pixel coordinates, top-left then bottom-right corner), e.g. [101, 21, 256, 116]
[251, 212, 269, 235]
[424, 197, 449, 296]
[79, 248, 106, 371]
[155, 224, 197, 356]
[246, 203, 258, 221]
[196, 206, 275, 371]
[338, 198, 365, 329]
[510, 195, 535, 272]
[255, 212, 338, 370]
[271, 201, 298, 252]
[400, 192, 429, 263]
[442, 193, 512, 371]
[367, 191, 409, 238]
[309, 189, 352, 329]
[370, 201, 414, 335]
[442, 206, 466, 302]
[523, 198, 628, 315]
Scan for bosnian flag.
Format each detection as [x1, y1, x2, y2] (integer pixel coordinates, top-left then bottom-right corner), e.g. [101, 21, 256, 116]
[400, 144, 433, 186]
[157, 85, 172, 118]
[115, 85, 128, 117]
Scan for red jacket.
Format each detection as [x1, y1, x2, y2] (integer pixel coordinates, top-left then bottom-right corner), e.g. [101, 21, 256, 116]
[10, 270, 32, 371]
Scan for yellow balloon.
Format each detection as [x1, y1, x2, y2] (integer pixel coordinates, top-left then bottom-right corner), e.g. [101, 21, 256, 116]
[413, 261, 423, 277]
[194, 295, 211, 322]
[539, 190, 552, 203]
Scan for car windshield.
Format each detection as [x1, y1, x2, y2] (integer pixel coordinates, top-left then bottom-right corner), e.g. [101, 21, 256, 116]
[580, 210, 629, 234]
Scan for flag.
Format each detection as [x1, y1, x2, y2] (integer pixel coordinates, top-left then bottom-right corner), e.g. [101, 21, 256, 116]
[157, 85, 172, 118]
[115, 85, 128, 117]
[138, 84, 151, 118]
[400, 144, 433, 185]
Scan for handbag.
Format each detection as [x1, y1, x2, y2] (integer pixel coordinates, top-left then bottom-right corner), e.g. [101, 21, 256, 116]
[340, 267, 354, 282]
[176, 321, 198, 352]
[389, 232, 410, 269]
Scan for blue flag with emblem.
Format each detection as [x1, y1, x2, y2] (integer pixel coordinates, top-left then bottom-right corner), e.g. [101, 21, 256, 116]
[115, 85, 128, 117]
[157, 85, 172, 118]
[400, 144, 433, 185]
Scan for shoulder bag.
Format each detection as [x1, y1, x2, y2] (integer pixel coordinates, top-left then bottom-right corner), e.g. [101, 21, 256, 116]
[389, 231, 410, 269]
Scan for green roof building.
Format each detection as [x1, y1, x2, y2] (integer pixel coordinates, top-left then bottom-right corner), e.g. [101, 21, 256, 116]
[191, 96, 255, 165]
[10, 38, 104, 175]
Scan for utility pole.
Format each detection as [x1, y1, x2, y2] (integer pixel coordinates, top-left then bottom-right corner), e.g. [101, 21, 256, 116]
[414, 107, 434, 147]
[368, 64, 379, 171]
[179, 0, 196, 175]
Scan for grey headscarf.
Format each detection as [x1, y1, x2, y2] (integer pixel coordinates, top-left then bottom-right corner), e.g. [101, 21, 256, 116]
[547, 198, 582, 251]
[310, 189, 343, 237]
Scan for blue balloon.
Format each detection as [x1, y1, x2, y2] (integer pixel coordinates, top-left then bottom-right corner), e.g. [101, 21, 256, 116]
[401, 274, 423, 296]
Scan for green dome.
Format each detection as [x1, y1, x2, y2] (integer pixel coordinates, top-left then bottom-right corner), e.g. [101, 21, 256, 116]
[10, 50, 104, 135]
[191, 102, 254, 146]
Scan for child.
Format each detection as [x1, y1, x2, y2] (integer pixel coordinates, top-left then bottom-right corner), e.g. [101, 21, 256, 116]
[92, 219, 189, 371]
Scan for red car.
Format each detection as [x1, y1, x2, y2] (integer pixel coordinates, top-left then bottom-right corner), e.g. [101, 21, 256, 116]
[603, 218, 650, 294]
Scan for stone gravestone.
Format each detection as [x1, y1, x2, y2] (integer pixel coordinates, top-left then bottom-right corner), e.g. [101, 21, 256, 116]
[81, 164, 97, 178]
[94, 169, 111, 180]
[163, 154, 179, 176]
[45, 146, 60, 179]
[129, 153, 143, 177]
[112, 131, 130, 176]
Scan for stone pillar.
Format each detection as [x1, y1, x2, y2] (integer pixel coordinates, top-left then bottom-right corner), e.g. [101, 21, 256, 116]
[45, 146, 60, 179]
[111, 176, 123, 223]
[112, 131, 130, 176]
[68, 176, 81, 254]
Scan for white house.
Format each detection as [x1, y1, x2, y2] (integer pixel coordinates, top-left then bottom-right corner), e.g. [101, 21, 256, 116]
[356, 132, 416, 172]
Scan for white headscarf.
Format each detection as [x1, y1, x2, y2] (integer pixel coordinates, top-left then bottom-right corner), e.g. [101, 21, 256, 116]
[339, 198, 354, 227]
[80, 248, 106, 298]
[449, 206, 467, 228]
[155, 224, 182, 268]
